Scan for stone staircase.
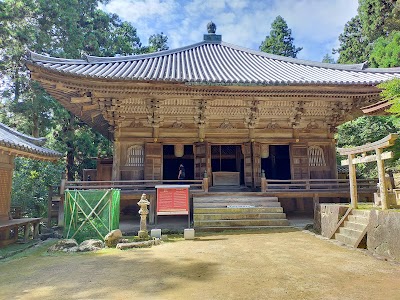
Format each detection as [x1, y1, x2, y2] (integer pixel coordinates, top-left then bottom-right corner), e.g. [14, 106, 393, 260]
[334, 210, 370, 248]
[193, 194, 290, 230]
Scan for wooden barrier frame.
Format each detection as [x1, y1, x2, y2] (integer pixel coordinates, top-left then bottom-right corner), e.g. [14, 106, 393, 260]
[337, 133, 398, 210]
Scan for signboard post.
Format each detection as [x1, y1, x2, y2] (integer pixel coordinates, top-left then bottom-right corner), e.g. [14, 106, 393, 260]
[155, 185, 190, 227]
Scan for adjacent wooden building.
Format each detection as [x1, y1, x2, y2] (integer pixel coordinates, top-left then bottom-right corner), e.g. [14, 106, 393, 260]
[26, 25, 400, 190]
[0, 122, 61, 245]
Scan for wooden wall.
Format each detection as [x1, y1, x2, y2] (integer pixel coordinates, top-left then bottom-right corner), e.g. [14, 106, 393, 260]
[0, 153, 14, 221]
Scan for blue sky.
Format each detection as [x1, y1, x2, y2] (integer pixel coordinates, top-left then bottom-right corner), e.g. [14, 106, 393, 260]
[100, 0, 359, 62]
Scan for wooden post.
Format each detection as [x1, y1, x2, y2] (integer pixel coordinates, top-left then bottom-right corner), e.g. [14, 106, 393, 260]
[23, 223, 30, 243]
[33, 222, 40, 239]
[376, 148, 388, 210]
[348, 154, 358, 209]
[47, 186, 53, 227]
[112, 140, 121, 181]
[203, 177, 209, 192]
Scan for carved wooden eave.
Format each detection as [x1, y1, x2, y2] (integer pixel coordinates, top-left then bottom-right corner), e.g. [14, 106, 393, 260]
[28, 64, 384, 141]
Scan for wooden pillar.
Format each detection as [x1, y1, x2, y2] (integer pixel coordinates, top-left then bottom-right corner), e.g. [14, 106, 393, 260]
[112, 140, 121, 181]
[348, 154, 358, 209]
[376, 148, 388, 210]
[203, 177, 209, 192]
[47, 186, 53, 227]
[0, 154, 14, 221]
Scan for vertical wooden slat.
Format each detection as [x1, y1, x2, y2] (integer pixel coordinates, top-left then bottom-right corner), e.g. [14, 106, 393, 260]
[144, 143, 163, 180]
[252, 142, 261, 187]
[243, 142, 253, 187]
[194, 142, 210, 181]
[290, 143, 309, 180]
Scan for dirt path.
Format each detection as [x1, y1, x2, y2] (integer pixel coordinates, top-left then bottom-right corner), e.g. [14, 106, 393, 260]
[1, 229, 400, 300]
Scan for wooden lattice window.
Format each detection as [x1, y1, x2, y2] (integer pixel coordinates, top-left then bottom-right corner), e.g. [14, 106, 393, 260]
[308, 146, 326, 167]
[126, 145, 144, 167]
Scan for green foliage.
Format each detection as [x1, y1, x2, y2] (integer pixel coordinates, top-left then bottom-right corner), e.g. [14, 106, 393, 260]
[379, 78, 400, 116]
[337, 116, 400, 177]
[1, 0, 170, 216]
[259, 16, 302, 58]
[140, 32, 169, 53]
[369, 31, 400, 68]
[322, 54, 335, 64]
[358, 0, 399, 41]
[334, 16, 370, 64]
[11, 158, 65, 217]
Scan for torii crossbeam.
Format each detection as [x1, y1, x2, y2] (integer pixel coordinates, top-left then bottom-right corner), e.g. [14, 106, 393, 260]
[337, 133, 398, 210]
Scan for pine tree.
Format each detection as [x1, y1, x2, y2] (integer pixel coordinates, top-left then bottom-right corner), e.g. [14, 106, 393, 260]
[259, 16, 302, 58]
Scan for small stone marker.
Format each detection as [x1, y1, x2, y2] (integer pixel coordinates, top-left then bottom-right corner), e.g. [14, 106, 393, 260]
[184, 228, 195, 240]
[151, 229, 162, 239]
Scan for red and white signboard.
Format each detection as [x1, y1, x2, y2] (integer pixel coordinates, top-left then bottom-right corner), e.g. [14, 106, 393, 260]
[155, 185, 190, 215]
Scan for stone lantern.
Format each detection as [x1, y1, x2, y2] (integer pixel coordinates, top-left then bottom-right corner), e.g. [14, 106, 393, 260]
[137, 193, 150, 238]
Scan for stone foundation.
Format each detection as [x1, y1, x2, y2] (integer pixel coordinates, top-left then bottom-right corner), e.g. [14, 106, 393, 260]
[315, 204, 400, 262]
[368, 210, 400, 261]
[315, 204, 348, 237]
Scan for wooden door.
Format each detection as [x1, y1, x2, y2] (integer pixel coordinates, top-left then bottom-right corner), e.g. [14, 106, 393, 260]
[243, 142, 253, 187]
[252, 142, 261, 187]
[144, 143, 163, 180]
[290, 143, 310, 180]
[194, 142, 210, 180]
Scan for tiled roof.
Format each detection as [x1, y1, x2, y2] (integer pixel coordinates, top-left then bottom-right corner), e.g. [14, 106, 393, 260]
[0, 123, 62, 159]
[27, 40, 400, 85]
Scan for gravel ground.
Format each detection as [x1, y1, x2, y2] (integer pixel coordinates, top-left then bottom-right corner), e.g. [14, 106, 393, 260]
[1, 229, 399, 300]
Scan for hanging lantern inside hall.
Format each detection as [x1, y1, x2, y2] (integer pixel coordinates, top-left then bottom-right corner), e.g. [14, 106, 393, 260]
[174, 144, 184, 157]
[261, 144, 269, 158]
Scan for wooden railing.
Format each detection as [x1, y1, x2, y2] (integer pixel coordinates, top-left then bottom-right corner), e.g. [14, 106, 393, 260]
[64, 179, 206, 192]
[261, 178, 378, 192]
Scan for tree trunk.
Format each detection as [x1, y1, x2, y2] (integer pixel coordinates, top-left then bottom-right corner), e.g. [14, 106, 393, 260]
[66, 112, 75, 181]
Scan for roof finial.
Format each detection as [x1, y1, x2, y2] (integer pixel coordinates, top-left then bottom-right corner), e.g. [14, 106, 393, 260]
[207, 21, 216, 34]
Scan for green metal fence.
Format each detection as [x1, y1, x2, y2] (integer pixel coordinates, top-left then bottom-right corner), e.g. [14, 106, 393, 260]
[64, 189, 120, 243]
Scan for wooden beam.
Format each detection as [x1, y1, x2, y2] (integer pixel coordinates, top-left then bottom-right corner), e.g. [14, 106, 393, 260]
[81, 104, 99, 111]
[341, 151, 393, 166]
[337, 133, 398, 155]
[71, 96, 92, 104]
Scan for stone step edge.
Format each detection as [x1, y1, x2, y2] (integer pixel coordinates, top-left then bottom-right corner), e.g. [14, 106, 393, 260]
[194, 225, 292, 231]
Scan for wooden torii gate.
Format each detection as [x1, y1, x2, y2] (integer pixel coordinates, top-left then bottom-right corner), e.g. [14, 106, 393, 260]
[337, 133, 398, 210]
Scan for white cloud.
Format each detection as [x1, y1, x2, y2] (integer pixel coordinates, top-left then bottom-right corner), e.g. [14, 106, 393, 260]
[101, 0, 177, 23]
[101, 0, 359, 61]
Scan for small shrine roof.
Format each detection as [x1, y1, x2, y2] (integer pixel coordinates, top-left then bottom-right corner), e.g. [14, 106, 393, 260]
[0, 123, 62, 160]
[27, 39, 400, 85]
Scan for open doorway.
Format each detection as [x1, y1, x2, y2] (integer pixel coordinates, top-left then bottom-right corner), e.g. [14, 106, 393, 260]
[163, 145, 194, 180]
[211, 145, 244, 185]
[261, 145, 291, 180]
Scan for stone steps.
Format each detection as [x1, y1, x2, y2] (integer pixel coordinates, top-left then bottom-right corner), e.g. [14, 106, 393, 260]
[333, 209, 370, 248]
[195, 219, 290, 227]
[194, 207, 284, 214]
[193, 195, 289, 230]
[193, 196, 280, 208]
[194, 212, 287, 221]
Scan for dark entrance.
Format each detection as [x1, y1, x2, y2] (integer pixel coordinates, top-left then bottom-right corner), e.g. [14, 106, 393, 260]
[211, 145, 244, 184]
[261, 145, 291, 180]
[163, 145, 194, 180]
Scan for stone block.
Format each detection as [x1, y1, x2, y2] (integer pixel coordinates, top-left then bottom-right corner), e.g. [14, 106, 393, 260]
[184, 228, 195, 240]
[151, 229, 162, 239]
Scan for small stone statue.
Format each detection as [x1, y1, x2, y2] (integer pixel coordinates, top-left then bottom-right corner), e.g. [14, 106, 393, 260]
[137, 193, 150, 238]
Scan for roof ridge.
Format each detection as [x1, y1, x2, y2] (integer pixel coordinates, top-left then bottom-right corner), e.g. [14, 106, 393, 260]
[0, 122, 47, 146]
[27, 42, 400, 73]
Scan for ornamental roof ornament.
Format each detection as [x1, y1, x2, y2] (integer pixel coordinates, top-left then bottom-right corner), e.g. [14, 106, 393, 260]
[207, 21, 216, 34]
[204, 21, 221, 42]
